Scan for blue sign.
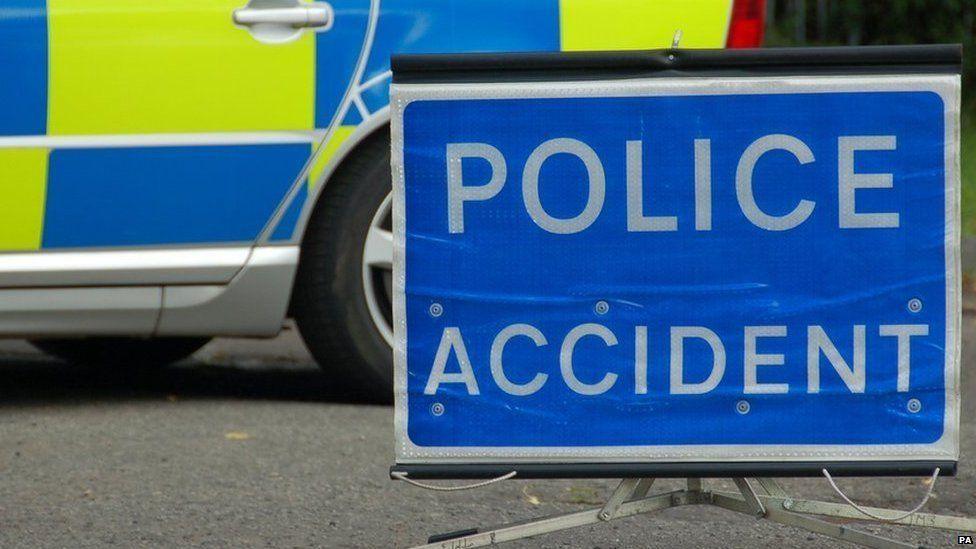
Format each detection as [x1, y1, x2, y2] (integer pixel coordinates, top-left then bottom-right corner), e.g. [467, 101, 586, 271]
[392, 76, 960, 463]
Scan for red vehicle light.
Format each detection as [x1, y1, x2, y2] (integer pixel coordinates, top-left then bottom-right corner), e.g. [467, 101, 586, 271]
[726, 0, 766, 48]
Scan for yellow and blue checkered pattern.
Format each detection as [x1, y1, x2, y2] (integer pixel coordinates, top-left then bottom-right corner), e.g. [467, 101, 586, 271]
[0, 0, 731, 250]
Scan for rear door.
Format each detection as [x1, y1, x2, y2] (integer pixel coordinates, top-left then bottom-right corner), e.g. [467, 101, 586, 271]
[0, 0, 368, 284]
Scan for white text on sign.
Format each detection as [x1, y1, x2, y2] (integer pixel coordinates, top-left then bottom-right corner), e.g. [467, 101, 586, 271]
[446, 134, 899, 233]
[423, 323, 929, 396]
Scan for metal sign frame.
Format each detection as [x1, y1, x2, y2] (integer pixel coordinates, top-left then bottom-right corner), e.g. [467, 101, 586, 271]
[389, 45, 963, 479]
[409, 476, 976, 549]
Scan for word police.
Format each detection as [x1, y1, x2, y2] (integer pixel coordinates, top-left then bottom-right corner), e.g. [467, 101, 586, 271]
[446, 134, 898, 233]
[424, 323, 929, 396]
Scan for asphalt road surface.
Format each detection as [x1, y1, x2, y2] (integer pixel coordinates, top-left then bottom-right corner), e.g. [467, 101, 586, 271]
[1, 316, 974, 548]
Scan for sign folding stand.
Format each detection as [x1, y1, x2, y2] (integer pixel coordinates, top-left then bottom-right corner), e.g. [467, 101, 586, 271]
[413, 477, 976, 549]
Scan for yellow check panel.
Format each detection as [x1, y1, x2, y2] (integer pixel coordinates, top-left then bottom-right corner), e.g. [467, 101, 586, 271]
[0, 150, 48, 251]
[559, 0, 732, 50]
[309, 125, 357, 188]
[47, 0, 316, 134]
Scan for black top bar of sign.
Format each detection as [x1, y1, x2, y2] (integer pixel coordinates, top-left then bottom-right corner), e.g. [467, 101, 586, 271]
[391, 461, 957, 480]
[391, 44, 962, 83]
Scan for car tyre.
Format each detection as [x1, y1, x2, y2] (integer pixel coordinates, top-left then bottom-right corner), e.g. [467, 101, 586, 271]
[293, 129, 394, 402]
[31, 337, 211, 368]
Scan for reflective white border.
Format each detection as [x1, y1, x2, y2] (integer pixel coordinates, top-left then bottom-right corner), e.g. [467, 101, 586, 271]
[391, 74, 962, 464]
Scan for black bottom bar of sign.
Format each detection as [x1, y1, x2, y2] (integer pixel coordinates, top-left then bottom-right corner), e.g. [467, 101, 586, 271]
[391, 461, 956, 480]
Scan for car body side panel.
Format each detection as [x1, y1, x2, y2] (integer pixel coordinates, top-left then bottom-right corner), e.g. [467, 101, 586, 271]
[269, 0, 565, 242]
[0, 0, 370, 259]
[360, 0, 560, 86]
[0, 0, 733, 254]
[0, 1, 49, 252]
[0, 0, 47, 137]
[0, 149, 48, 252]
[270, 185, 309, 241]
[315, 0, 372, 129]
[44, 145, 310, 247]
[0, 0, 733, 338]
[268, 124, 364, 241]
[559, 0, 732, 50]
[267, 0, 734, 243]
[47, 0, 315, 135]
[37, 0, 325, 251]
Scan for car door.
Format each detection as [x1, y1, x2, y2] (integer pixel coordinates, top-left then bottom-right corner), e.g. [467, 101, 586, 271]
[0, 0, 369, 286]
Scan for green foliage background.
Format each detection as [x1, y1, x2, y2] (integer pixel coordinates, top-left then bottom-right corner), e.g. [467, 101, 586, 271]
[765, 0, 975, 233]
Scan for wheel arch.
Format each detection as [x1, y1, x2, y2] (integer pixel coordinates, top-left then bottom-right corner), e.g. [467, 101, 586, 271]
[284, 111, 391, 316]
[291, 110, 390, 248]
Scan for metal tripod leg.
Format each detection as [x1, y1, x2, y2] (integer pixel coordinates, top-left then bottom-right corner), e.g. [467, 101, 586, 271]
[718, 479, 915, 549]
[599, 478, 641, 520]
[751, 477, 976, 533]
[632, 478, 656, 499]
[733, 489, 976, 534]
[414, 477, 973, 549]
[732, 478, 766, 517]
[779, 496, 976, 532]
[756, 477, 788, 497]
[416, 487, 689, 549]
[711, 491, 914, 549]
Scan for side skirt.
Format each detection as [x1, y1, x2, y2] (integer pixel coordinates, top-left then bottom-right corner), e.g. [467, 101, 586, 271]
[156, 246, 298, 337]
[0, 246, 298, 338]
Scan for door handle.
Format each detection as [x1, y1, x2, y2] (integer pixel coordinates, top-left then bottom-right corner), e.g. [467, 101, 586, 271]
[233, 4, 333, 30]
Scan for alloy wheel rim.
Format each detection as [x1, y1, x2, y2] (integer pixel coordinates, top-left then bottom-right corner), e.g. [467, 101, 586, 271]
[362, 193, 394, 348]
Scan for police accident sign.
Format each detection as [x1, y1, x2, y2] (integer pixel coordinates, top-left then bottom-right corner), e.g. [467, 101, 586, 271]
[391, 66, 961, 466]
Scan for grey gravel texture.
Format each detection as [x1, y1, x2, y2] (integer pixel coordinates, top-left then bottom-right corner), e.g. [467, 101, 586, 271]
[0, 318, 973, 548]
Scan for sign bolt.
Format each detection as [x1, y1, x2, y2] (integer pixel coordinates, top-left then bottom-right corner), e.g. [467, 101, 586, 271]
[430, 402, 445, 416]
[594, 300, 610, 315]
[907, 298, 923, 313]
[598, 511, 610, 521]
[736, 400, 750, 415]
[429, 302, 443, 317]
[907, 398, 922, 414]
[783, 498, 795, 510]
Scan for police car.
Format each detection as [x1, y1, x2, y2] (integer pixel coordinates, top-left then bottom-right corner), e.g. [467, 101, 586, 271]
[0, 0, 763, 399]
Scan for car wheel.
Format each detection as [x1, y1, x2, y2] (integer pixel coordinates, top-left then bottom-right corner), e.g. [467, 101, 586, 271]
[31, 337, 211, 368]
[292, 129, 394, 401]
